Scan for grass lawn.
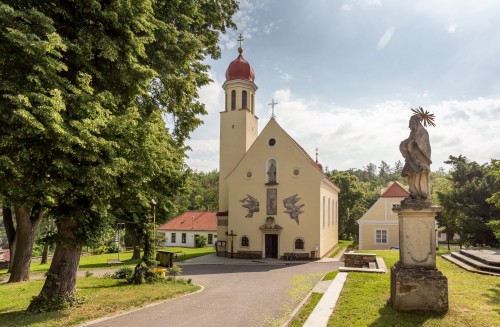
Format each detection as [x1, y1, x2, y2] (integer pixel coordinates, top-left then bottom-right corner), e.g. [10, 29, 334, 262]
[329, 240, 355, 258]
[0, 247, 215, 278]
[0, 277, 199, 326]
[328, 250, 500, 327]
[289, 293, 323, 327]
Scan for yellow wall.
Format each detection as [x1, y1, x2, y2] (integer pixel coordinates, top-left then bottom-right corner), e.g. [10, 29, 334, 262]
[225, 118, 339, 258]
[357, 197, 404, 250]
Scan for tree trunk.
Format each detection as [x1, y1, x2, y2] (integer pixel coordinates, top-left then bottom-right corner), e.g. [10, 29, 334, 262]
[28, 218, 81, 312]
[8, 205, 44, 283]
[41, 243, 49, 264]
[127, 226, 142, 260]
[2, 206, 16, 273]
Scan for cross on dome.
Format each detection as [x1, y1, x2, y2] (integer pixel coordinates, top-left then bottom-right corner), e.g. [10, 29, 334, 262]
[238, 33, 244, 53]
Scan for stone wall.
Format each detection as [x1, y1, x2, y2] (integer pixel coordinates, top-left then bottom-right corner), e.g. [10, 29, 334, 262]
[344, 252, 377, 268]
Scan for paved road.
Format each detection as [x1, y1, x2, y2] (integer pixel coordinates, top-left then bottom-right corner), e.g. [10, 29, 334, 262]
[85, 259, 342, 327]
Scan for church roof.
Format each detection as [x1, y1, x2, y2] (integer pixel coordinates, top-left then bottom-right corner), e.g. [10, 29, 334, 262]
[225, 52, 255, 82]
[157, 211, 217, 231]
[380, 182, 410, 198]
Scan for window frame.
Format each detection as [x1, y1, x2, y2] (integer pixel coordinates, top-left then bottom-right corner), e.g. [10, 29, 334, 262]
[182, 233, 187, 244]
[294, 238, 305, 250]
[375, 229, 388, 244]
[241, 235, 249, 247]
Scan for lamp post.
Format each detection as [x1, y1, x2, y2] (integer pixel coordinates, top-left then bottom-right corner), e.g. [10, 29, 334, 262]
[117, 223, 125, 261]
[151, 199, 157, 261]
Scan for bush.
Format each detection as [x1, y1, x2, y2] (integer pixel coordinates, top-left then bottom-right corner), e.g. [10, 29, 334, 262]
[169, 264, 182, 281]
[106, 243, 120, 253]
[113, 267, 134, 279]
[128, 261, 160, 284]
[91, 246, 107, 255]
[195, 235, 207, 248]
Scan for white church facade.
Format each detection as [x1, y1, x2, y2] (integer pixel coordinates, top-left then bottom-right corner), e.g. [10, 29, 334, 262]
[216, 43, 339, 259]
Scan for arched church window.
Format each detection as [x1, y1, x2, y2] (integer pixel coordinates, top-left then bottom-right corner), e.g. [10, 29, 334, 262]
[241, 236, 249, 247]
[231, 90, 236, 110]
[242, 90, 247, 109]
[322, 196, 326, 228]
[294, 238, 304, 250]
[266, 159, 277, 184]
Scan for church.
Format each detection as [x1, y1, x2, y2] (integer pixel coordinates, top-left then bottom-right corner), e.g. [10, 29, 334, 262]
[216, 42, 340, 259]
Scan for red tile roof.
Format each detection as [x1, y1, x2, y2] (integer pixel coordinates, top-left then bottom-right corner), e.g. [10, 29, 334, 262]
[157, 211, 217, 231]
[381, 182, 410, 198]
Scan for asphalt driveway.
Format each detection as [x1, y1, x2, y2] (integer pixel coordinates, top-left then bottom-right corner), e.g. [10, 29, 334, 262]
[84, 256, 342, 327]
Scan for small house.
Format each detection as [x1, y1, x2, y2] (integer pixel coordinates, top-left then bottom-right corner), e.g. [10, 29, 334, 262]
[157, 211, 217, 248]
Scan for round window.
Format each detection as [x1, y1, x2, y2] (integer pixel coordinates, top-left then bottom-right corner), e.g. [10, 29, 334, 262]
[268, 138, 276, 146]
[246, 170, 252, 178]
[293, 169, 300, 176]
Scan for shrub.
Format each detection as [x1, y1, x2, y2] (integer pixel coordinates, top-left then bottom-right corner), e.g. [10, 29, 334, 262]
[91, 246, 107, 255]
[113, 267, 134, 279]
[195, 235, 207, 248]
[169, 264, 182, 281]
[106, 243, 120, 253]
[128, 261, 160, 284]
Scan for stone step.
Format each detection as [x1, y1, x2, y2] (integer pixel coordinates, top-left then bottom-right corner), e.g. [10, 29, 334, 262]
[460, 249, 500, 267]
[444, 253, 500, 277]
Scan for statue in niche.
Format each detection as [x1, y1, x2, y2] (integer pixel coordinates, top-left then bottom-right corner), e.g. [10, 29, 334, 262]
[267, 189, 277, 215]
[240, 194, 259, 217]
[267, 160, 277, 183]
[399, 107, 435, 200]
[283, 194, 304, 225]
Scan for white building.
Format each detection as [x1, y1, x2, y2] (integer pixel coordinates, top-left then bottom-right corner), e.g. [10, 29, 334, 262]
[157, 211, 217, 248]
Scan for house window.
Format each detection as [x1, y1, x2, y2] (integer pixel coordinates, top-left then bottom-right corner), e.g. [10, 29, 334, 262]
[231, 90, 236, 110]
[375, 230, 388, 244]
[171, 233, 176, 243]
[241, 236, 249, 247]
[182, 233, 187, 243]
[242, 90, 247, 109]
[208, 234, 213, 245]
[294, 238, 305, 250]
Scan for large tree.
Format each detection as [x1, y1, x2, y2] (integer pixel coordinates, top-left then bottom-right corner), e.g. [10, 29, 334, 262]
[0, 0, 238, 311]
[438, 155, 500, 247]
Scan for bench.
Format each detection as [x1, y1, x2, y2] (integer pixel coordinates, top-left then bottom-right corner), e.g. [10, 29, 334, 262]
[282, 252, 310, 260]
[234, 251, 262, 259]
[107, 259, 121, 264]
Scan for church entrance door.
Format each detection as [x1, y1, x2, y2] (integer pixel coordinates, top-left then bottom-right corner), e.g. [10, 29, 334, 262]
[265, 234, 278, 258]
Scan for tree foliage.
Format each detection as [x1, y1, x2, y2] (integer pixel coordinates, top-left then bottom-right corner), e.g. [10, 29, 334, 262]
[0, 0, 238, 310]
[437, 155, 500, 247]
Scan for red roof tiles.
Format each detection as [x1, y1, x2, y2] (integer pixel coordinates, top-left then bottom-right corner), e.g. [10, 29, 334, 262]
[157, 211, 217, 231]
[381, 182, 410, 198]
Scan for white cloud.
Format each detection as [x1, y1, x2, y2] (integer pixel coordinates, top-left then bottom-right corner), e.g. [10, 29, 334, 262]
[198, 72, 223, 114]
[267, 90, 500, 171]
[340, 4, 353, 12]
[448, 24, 458, 33]
[376, 27, 396, 51]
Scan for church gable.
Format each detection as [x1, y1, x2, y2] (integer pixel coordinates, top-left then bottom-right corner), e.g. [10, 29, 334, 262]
[226, 118, 326, 185]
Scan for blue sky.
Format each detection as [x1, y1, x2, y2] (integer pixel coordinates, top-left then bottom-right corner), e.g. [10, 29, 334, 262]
[185, 0, 500, 172]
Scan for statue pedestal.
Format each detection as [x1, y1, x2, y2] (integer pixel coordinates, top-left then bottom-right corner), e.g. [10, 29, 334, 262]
[391, 202, 448, 312]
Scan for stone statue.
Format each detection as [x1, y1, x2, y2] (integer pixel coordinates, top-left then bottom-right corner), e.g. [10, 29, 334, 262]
[399, 114, 432, 200]
[267, 161, 277, 183]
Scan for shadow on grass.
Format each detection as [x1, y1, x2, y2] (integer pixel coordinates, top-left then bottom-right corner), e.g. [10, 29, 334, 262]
[369, 301, 445, 327]
[78, 259, 141, 270]
[0, 309, 69, 327]
[484, 283, 500, 314]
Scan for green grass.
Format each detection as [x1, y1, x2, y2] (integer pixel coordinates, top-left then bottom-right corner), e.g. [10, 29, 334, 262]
[0, 277, 199, 326]
[328, 250, 500, 327]
[322, 271, 339, 281]
[0, 247, 215, 278]
[289, 292, 323, 327]
[329, 240, 355, 258]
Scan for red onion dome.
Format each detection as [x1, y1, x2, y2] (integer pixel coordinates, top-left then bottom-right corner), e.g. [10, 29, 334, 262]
[225, 48, 255, 82]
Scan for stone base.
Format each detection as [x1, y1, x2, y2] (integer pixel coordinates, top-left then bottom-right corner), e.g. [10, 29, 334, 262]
[391, 261, 448, 312]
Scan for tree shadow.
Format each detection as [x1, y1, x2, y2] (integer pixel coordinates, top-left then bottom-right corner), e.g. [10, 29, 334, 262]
[0, 309, 69, 327]
[368, 301, 446, 327]
[483, 282, 500, 314]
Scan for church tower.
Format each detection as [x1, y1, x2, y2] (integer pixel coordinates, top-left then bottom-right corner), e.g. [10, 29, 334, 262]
[218, 37, 258, 214]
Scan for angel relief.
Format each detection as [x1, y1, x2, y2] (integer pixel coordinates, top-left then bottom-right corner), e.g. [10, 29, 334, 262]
[240, 194, 259, 217]
[283, 194, 304, 225]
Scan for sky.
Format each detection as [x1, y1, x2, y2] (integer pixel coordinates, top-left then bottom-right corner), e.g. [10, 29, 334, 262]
[184, 0, 500, 173]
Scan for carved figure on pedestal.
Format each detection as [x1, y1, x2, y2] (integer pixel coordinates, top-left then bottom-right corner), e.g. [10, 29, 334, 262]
[399, 108, 435, 200]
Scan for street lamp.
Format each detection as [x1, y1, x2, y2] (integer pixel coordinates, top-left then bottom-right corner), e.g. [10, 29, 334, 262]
[117, 223, 125, 261]
[151, 199, 157, 261]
